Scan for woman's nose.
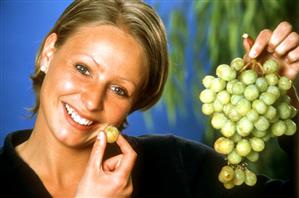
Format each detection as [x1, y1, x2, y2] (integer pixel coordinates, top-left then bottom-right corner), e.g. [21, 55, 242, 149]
[81, 84, 105, 111]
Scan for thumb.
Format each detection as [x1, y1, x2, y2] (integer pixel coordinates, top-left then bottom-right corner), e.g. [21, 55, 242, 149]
[242, 33, 254, 54]
[87, 130, 107, 174]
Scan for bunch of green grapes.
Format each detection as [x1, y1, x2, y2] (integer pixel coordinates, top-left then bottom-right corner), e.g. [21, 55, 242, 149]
[199, 57, 297, 189]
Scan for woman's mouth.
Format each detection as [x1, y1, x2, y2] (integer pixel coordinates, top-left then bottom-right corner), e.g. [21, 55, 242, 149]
[65, 103, 94, 126]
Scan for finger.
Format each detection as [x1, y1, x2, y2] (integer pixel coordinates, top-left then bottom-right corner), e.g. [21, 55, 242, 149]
[268, 21, 293, 52]
[114, 135, 137, 177]
[86, 130, 107, 174]
[275, 32, 299, 56]
[242, 33, 254, 53]
[287, 46, 299, 63]
[102, 154, 123, 172]
[249, 29, 272, 58]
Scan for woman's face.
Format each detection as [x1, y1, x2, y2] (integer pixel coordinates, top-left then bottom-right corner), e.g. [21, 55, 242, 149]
[38, 24, 147, 147]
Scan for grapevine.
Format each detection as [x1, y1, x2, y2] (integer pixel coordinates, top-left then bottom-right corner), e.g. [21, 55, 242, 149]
[199, 36, 297, 189]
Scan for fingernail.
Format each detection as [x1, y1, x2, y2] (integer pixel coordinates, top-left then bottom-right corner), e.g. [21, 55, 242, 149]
[97, 130, 105, 145]
[249, 49, 257, 58]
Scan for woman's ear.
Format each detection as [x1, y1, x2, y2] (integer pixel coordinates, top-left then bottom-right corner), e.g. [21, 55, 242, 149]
[40, 33, 57, 73]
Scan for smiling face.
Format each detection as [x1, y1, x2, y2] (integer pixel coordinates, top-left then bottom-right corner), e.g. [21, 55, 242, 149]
[36, 24, 147, 147]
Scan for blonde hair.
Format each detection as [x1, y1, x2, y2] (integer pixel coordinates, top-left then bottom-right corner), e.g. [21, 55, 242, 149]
[31, 0, 168, 115]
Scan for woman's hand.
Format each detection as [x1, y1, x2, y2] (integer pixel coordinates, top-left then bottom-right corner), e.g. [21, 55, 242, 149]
[243, 21, 299, 81]
[75, 131, 137, 198]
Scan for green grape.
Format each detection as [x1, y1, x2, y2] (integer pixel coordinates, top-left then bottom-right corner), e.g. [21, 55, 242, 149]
[228, 109, 242, 122]
[246, 109, 259, 122]
[290, 105, 298, 118]
[246, 151, 259, 162]
[260, 92, 276, 105]
[214, 137, 234, 155]
[264, 106, 277, 121]
[263, 59, 279, 74]
[231, 133, 242, 143]
[201, 103, 214, 115]
[252, 99, 268, 114]
[240, 70, 257, 85]
[199, 89, 216, 103]
[226, 79, 238, 94]
[252, 129, 268, 138]
[280, 95, 291, 103]
[236, 139, 251, 157]
[223, 181, 235, 189]
[202, 75, 215, 88]
[232, 81, 245, 95]
[211, 78, 226, 92]
[262, 133, 271, 142]
[227, 150, 242, 164]
[245, 169, 257, 186]
[271, 120, 287, 136]
[278, 76, 292, 91]
[256, 77, 268, 92]
[237, 117, 253, 137]
[216, 64, 236, 81]
[221, 120, 236, 137]
[223, 103, 233, 115]
[233, 166, 245, 186]
[213, 99, 224, 112]
[284, 119, 297, 136]
[267, 85, 280, 99]
[105, 125, 120, 143]
[236, 98, 251, 116]
[231, 57, 244, 71]
[265, 73, 279, 86]
[218, 165, 235, 183]
[277, 102, 292, 119]
[254, 116, 270, 131]
[217, 90, 231, 104]
[249, 137, 265, 152]
[211, 113, 228, 129]
[231, 95, 243, 105]
[244, 85, 259, 101]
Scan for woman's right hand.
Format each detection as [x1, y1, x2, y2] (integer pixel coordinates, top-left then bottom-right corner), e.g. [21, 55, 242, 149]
[75, 131, 137, 198]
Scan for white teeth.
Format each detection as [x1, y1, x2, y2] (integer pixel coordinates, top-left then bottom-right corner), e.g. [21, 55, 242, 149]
[65, 104, 93, 126]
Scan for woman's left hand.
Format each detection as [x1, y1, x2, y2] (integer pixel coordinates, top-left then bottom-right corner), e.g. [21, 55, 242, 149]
[243, 21, 299, 81]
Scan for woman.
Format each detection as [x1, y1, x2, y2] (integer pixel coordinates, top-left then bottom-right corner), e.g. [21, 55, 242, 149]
[0, 0, 298, 197]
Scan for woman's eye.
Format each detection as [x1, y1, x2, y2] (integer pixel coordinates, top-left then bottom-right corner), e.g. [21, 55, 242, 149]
[75, 64, 90, 76]
[111, 85, 128, 97]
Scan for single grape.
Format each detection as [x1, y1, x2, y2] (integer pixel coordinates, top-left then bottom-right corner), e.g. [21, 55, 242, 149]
[211, 78, 226, 92]
[290, 105, 298, 118]
[252, 129, 268, 138]
[236, 98, 251, 116]
[249, 137, 265, 152]
[244, 85, 259, 101]
[231, 57, 244, 71]
[240, 70, 257, 85]
[278, 76, 292, 91]
[265, 73, 279, 86]
[263, 59, 279, 74]
[245, 169, 257, 186]
[267, 86, 280, 99]
[228, 109, 242, 122]
[199, 89, 216, 103]
[105, 125, 120, 143]
[216, 64, 236, 81]
[232, 81, 245, 95]
[254, 116, 270, 131]
[284, 119, 297, 136]
[271, 120, 287, 136]
[227, 150, 242, 164]
[214, 137, 234, 155]
[277, 102, 292, 119]
[213, 99, 224, 112]
[256, 77, 268, 92]
[260, 92, 276, 106]
[231, 133, 242, 143]
[223, 181, 235, 189]
[236, 139, 251, 157]
[230, 95, 243, 105]
[218, 165, 235, 183]
[223, 103, 233, 116]
[237, 117, 254, 137]
[246, 109, 259, 122]
[252, 99, 268, 114]
[264, 106, 277, 121]
[246, 151, 259, 162]
[202, 75, 215, 89]
[221, 120, 236, 137]
[233, 166, 245, 186]
[226, 80, 238, 94]
[217, 90, 231, 104]
[211, 113, 228, 129]
[201, 103, 214, 115]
